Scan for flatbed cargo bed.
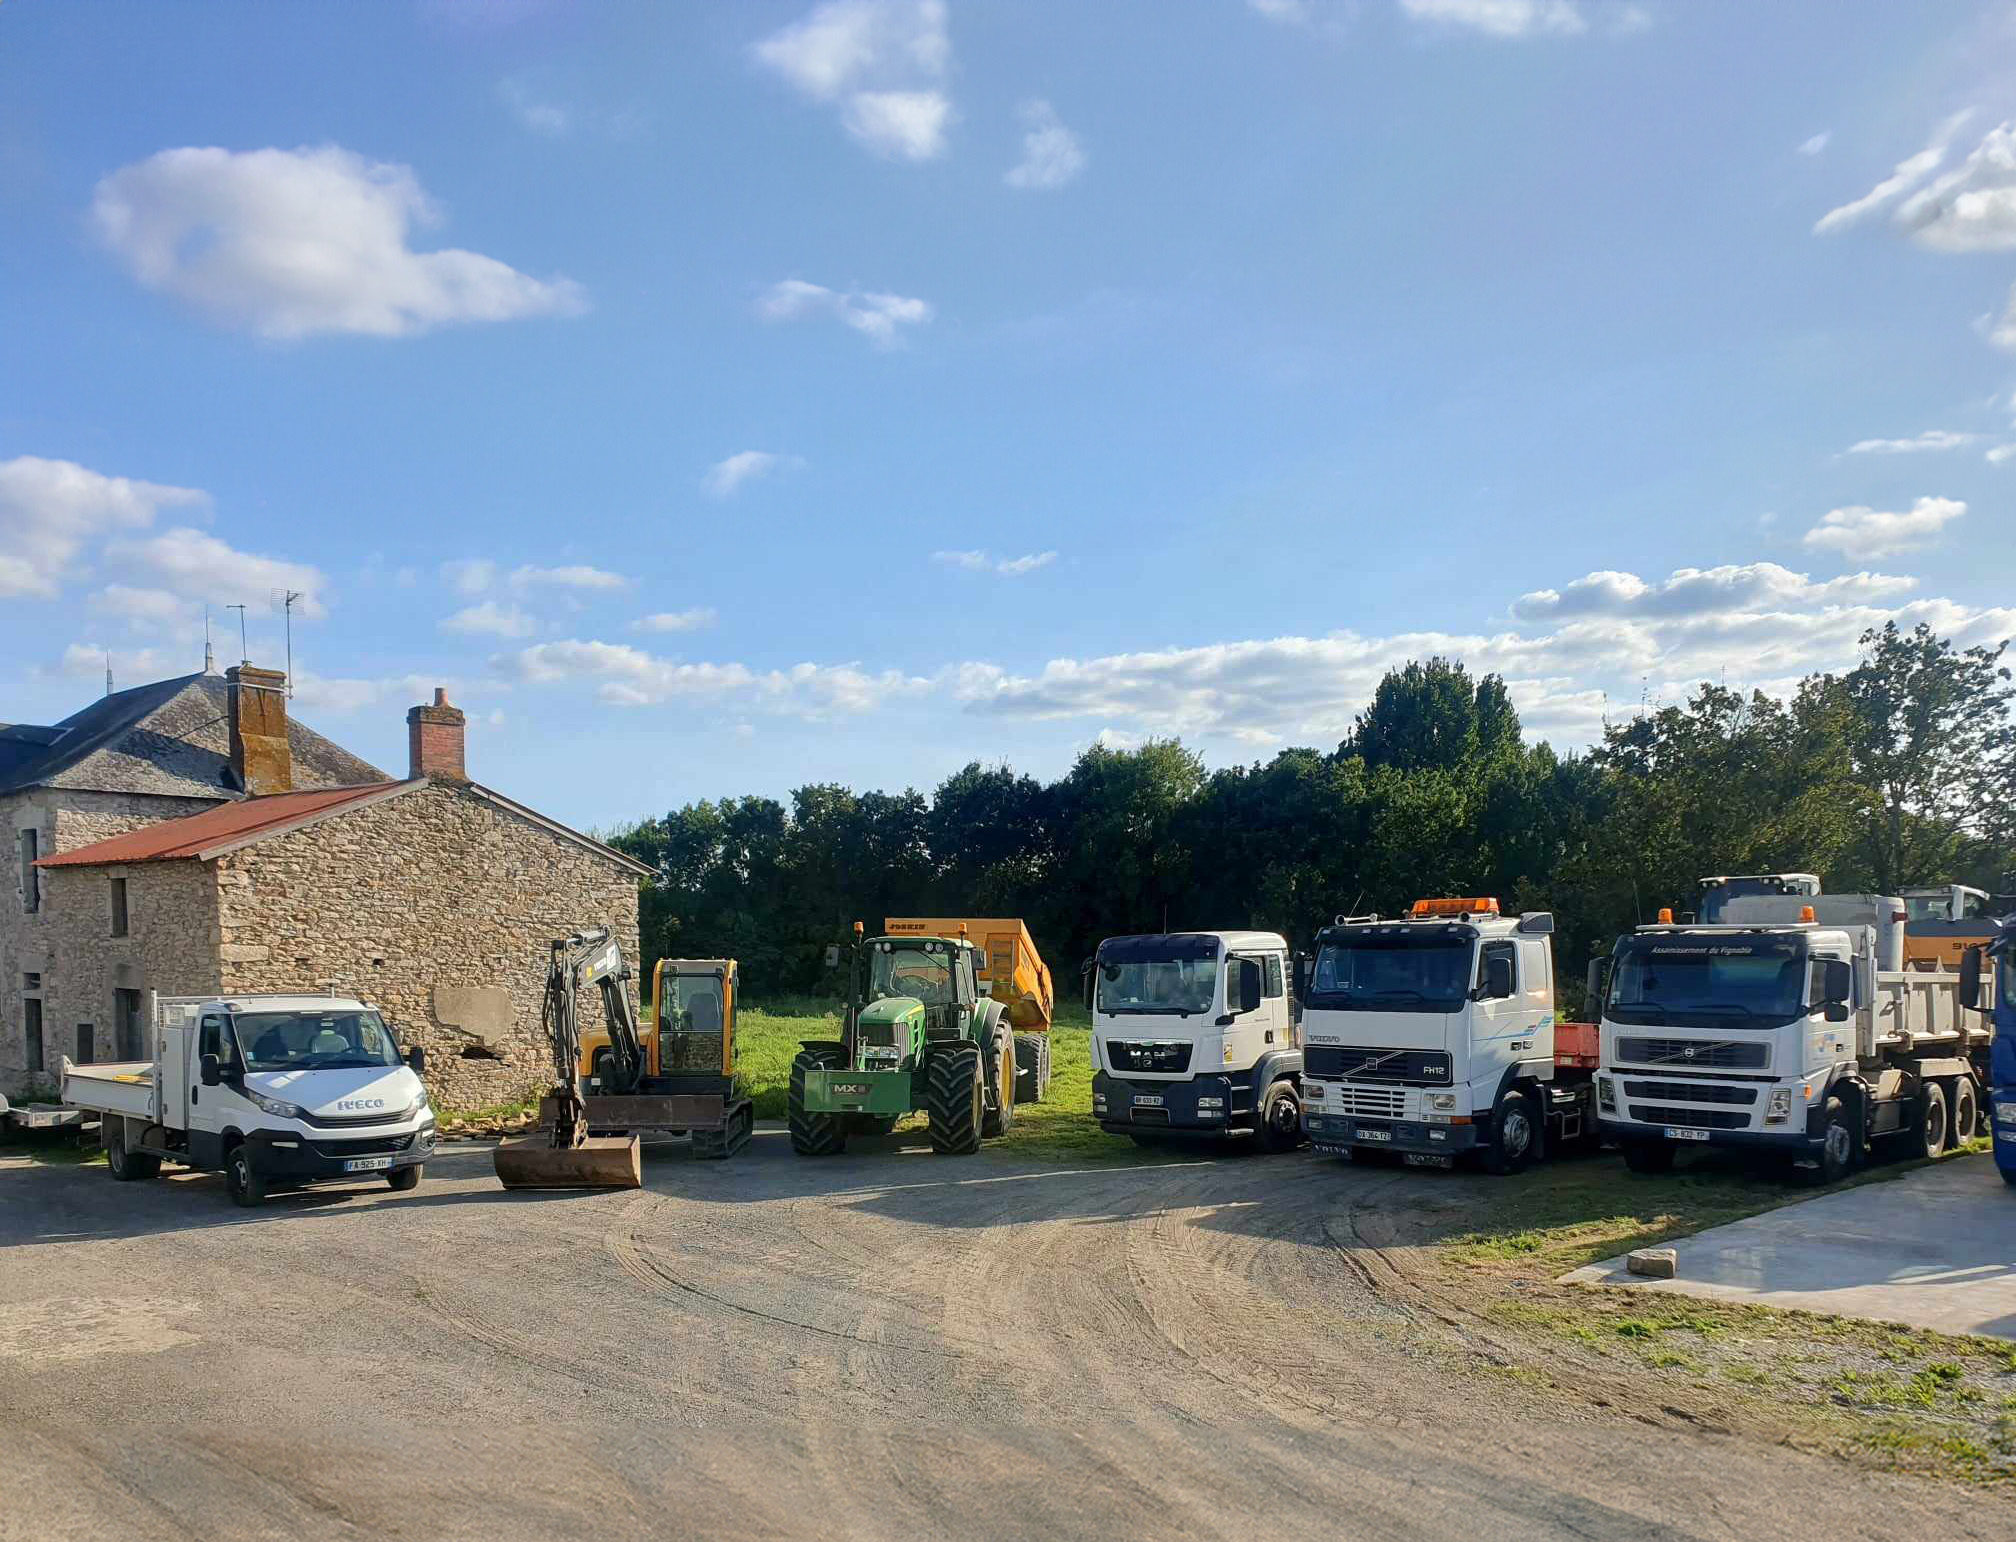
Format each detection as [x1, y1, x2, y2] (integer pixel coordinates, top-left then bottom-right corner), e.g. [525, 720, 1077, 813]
[59, 1060, 160, 1121]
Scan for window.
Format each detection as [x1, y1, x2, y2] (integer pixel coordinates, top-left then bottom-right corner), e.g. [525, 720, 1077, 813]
[24, 999, 42, 1074]
[198, 1014, 241, 1073]
[1479, 941, 1518, 996]
[23, 972, 39, 990]
[18, 828, 38, 914]
[74, 1024, 94, 1065]
[115, 989, 144, 1060]
[110, 877, 129, 937]
[1263, 954, 1285, 999]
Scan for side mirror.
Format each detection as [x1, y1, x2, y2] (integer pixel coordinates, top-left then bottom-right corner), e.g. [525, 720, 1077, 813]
[1959, 946, 1982, 1011]
[824, 944, 841, 970]
[1585, 957, 1611, 1016]
[1240, 958, 1263, 1014]
[1516, 912, 1555, 935]
[1484, 955, 1514, 1001]
[199, 1052, 222, 1088]
[404, 1045, 427, 1078]
[1292, 954, 1309, 1001]
[1081, 958, 1096, 1012]
[1822, 958, 1853, 1006]
[1824, 1000, 1850, 1023]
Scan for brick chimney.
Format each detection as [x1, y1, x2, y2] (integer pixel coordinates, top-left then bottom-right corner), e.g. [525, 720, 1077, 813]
[408, 688, 467, 782]
[226, 664, 292, 796]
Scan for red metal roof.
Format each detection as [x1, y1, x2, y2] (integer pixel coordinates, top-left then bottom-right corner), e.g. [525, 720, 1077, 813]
[37, 782, 413, 868]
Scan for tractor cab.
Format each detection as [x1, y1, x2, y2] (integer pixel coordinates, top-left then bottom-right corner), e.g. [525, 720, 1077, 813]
[858, 936, 981, 1067]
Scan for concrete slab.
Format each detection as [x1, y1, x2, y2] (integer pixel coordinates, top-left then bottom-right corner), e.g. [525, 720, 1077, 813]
[1561, 1153, 2016, 1340]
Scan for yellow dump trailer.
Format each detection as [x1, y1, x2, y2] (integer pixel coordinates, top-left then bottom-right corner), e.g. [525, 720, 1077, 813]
[883, 917, 1055, 1101]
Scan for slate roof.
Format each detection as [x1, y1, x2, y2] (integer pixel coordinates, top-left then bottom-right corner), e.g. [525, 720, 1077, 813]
[0, 673, 385, 800]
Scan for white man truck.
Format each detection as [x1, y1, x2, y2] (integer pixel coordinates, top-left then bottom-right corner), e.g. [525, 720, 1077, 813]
[1595, 893, 1991, 1184]
[1297, 897, 1598, 1173]
[61, 992, 436, 1206]
[1088, 930, 1303, 1149]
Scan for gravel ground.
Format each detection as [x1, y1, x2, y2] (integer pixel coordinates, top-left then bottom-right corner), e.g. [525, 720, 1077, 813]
[0, 1129, 2008, 1542]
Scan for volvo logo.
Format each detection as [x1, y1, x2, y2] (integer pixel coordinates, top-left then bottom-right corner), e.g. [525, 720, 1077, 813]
[1682, 1047, 1697, 1059]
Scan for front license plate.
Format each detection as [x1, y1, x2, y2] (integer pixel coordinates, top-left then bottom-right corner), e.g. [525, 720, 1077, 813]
[343, 1156, 394, 1172]
[1357, 1127, 1392, 1142]
[1664, 1127, 1711, 1142]
[1133, 1095, 1164, 1107]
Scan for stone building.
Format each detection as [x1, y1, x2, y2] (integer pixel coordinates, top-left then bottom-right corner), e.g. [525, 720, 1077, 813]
[3, 667, 646, 1109]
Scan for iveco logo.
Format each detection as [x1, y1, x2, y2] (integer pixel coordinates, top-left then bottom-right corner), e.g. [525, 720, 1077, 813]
[335, 1098, 386, 1111]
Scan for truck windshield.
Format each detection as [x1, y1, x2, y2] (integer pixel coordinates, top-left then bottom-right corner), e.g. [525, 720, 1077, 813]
[1607, 938, 1806, 1027]
[1097, 957, 1219, 1016]
[868, 944, 952, 1005]
[1307, 937, 1471, 1012]
[237, 1010, 401, 1072]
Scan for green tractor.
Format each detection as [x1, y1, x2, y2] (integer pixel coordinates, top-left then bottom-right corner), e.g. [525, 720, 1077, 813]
[788, 925, 1021, 1156]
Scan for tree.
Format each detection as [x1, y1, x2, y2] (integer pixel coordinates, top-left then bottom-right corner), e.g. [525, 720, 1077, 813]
[1343, 657, 1521, 771]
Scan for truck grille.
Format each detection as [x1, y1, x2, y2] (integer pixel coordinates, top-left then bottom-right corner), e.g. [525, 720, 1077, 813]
[1621, 1081, 1757, 1106]
[1322, 1084, 1408, 1119]
[1626, 1105, 1750, 1130]
[1106, 1041, 1192, 1074]
[308, 1132, 415, 1159]
[858, 1024, 897, 1048]
[1304, 1045, 1451, 1084]
[1614, 1037, 1768, 1070]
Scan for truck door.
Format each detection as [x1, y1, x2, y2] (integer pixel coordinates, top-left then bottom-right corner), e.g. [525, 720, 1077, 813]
[1472, 941, 1527, 1074]
[1262, 952, 1291, 1049]
[186, 1012, 241, 1166]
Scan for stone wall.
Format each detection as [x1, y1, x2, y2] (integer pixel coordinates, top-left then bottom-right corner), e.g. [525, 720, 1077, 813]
[1, 787, 223, 1093]
[215, 782, 641, 1111]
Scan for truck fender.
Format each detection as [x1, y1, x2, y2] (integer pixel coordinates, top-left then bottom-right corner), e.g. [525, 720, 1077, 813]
[1250, 1047, 1302, 1091]
[1816, 1071, 1868, 1147]
[1485, 1064, 1547, 1160]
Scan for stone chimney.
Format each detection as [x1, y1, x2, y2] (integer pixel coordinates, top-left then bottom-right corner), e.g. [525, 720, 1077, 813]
[408, 688, 467, 782]
[227, 664, 292, 796]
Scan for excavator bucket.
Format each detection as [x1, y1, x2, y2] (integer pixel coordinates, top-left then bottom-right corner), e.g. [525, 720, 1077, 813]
[493, 1133, 642, 1190]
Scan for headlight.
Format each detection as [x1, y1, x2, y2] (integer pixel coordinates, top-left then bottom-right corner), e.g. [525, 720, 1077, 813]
[1597, 1076, 1615, 1110]
[411, 1098, 435, 1123]
[1996, 1103, 2016, 1126]
[245, 1089, 309, 1120]
[1304, 1082, 1324, 1099]
[1765, 1087, 1793, 1123]
[1426, 1092, 1457, 1112]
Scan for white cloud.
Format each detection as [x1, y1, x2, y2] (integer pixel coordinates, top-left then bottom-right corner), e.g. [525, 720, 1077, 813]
[87, 584, 202, 634]
[291, 670, 469, 715]
[704, 450, 797, 498]
[1845, 429, 1977, 454]
[1895, 120, 2016, 254]
[1987, 443, 2016, 465]
[753, 0, 953, 161]
[508, 563, 628, 592]
[496, 639, 931, 715]
[57, 642, 177, 685]
[1511, 562, 1915, 621]
[1246, 0, 1311, 19]
[1813, 110, 1976, 237]
[106, 527, 329, 618]
[1798, 132, 1831, 157]
[1006, 100, 1086, 191]
[0, 456, 208, 600]
[931, 549, 1057, 577]
[632, 609, 718, 633]
[498, 78, 569, 137]
[92, 145, 587, 339]
[1801, 497, 1966, 559]
[756, 279, 934, 346]
[441, 600, 538, 638]
[1398, 0, 1591, 39]
[443, 559, 498, 597]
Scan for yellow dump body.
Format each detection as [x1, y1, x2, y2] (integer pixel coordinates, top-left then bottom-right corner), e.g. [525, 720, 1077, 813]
[883, 917, 1053, 1032]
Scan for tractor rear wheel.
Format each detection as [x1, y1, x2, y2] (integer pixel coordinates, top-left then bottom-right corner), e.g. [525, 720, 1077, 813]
[926, 1043, 984, 1155]
[788, 1047, 849, 1157]
[982, 1023, 1016, 1139]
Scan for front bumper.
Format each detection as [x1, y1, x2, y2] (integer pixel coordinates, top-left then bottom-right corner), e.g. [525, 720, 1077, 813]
[246, 1125, 434, 1181]
[798, 1067, 918, 1117]
[1303, 1111, 1479, 1156]
[1094, 1071, 1247, 1135]
[1597, 1116, 1817, 1152]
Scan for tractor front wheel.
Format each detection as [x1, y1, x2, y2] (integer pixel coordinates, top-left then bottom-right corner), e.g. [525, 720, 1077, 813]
[927, 1043, 984, 1155]
[788, 1047, 849, 1157]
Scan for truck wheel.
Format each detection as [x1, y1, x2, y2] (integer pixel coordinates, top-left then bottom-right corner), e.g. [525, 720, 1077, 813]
[386, 1165, 422, 1192]
[224, 1143, 266, 1207]
[1014, 1033, 1051, 1104]
[787, 1048, 849, 1156]
[1949, 1078, 1979, 1143]
[1908, 1081, 1950, 1161]
[1801, 1097, 1854, 1188]
[926, 1043, 984, 1155]
[1622, 1140, 1675, 1175]
[982, 1024, 1016, 1139]
[1479, 1089, 1538, 1176]
[105, 1119, 160, 1182]
[1255, 1080, 1303, 1153]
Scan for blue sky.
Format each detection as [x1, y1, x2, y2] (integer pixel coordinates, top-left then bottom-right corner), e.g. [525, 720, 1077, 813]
[4, 0, 2015, 830]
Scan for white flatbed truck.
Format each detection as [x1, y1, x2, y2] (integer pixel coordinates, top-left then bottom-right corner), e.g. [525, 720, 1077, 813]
[61, 992, 437, 1206]
[1595, 894, 1991, 1184]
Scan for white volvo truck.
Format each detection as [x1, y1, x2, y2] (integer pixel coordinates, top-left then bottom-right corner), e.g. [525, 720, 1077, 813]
[61, 992, 437, 1206]
[1088, 930, 1303, 1149]
[1595, 893, 1991, 1184]
[1297, 898, 1597, 1173]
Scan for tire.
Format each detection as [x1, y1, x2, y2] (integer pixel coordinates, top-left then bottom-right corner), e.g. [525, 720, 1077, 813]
[1949, 1077, 1978, 1144]
[1014, 1033, 1052, 1105]
[105, 1118, 161, 1182]
[787, 1047, 849, 1156]
[1479, 1089, 1539, 1176]
[925, 1042, 984, 1155]
[1800, 1097, 1854, 1188]
[982, 1023, 1016, 1139]
[224, 1142, 266, 1207]
[386, 1165, 422, 1192]
[1908, 1080, 1950, 1161]
[1254, 1079, 1303, 1153]
[1622, 1140, 1675, 1175]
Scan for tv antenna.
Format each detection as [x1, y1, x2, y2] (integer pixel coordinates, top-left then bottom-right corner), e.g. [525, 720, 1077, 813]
[225, 603, 249, 665]
[203, 605, 215, 674]
[275, 589, 304, 698]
